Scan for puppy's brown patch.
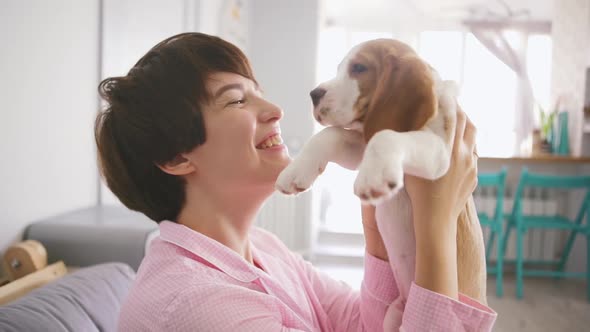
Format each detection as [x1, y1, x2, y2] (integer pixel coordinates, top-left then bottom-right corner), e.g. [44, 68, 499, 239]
[346, 39, 438, 142]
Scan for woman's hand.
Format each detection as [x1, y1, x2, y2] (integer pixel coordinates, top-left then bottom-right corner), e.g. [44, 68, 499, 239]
[405, 109, 478, 299]
[405, 109, 478, 230]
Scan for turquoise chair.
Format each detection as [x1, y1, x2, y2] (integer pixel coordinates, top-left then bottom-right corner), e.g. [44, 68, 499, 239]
[477, 168, 508, 297]
[501, 168, 590, 300]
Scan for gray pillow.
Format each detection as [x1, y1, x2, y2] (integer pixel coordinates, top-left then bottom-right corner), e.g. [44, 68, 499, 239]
[0, 262, 135, 332]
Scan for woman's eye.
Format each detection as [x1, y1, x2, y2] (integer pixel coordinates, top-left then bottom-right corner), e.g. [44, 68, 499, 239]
[228, 99, 246, 106]
[351, 63, 368, 74]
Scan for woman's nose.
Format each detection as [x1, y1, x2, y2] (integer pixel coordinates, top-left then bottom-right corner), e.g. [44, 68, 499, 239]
[259, 99, 283, 123]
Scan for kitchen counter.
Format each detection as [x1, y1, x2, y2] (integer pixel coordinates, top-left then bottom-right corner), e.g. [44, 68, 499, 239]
[480, 155, 590, 164]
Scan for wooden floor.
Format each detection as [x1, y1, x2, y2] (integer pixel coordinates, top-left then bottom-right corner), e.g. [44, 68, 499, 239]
[488, 276, 589, 332]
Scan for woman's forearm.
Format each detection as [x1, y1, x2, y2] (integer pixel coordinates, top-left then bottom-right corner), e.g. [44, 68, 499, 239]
[413, 211, 459, 300]
[362, 202, 460, 299]
[363, 226, 389, 261]
[362, 205, 389, 261]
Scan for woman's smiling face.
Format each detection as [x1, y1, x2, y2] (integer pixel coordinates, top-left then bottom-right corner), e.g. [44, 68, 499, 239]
[183, 72, 291, 193]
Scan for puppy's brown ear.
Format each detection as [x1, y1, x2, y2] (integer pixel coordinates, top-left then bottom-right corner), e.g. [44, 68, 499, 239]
[363, 54, 437, 142]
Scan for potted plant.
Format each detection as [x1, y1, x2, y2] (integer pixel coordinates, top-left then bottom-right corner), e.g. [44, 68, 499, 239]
[537, 101, 558, 154]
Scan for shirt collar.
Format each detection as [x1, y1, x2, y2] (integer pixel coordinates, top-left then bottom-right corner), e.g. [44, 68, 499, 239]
[158, 221, 260, 283]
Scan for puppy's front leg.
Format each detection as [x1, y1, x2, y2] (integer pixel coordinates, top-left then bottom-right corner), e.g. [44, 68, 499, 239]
[354, 129, 450, 204]
[276, 127, 365, 194]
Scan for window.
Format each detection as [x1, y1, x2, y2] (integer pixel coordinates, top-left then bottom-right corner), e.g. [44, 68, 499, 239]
[418, 31, 464, 83]
[316, 27, 394, 85]
[314, 27, 392, 233]
[458, 32, 518, 157]
[527, 34, 553, 113]
[314, 27, 552, 233]
[418, 30, 552, 157]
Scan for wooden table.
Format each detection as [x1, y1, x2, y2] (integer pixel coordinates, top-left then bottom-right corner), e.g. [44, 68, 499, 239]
[478, 155, 590, 184]
[481, 155, 590, 164]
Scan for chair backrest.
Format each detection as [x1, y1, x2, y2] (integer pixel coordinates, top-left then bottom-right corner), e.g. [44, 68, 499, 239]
[477, 168, 508, 221]
[512, 167, 590, 220]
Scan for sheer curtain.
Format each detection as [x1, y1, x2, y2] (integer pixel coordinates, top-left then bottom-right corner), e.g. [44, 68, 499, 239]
[467, 24, 536, 155]
[419, 31, 518, 157]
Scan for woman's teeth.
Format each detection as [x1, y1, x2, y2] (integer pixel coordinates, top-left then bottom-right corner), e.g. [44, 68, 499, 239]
[257, 135, 283, 149]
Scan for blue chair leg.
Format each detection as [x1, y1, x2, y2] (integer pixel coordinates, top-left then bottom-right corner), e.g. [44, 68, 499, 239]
[557, 229, 578, 278]
[486, 231, 496, 260]
[496, 226, 504, 297]
[501, 218, 513, 258]
[516, 227, 524, 299]
[587, 234, 590, 302]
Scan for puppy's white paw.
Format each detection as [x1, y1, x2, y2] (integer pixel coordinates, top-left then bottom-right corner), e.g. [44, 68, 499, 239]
[275, 159, 324, 195]
[354, 153, 404, 205]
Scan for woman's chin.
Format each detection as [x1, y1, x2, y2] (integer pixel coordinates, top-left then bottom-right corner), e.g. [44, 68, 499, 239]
[266, 152, 292, 170]
[261, 160, 290, 186]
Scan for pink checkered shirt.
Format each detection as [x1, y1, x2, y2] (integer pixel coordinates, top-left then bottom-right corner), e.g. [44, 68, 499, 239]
[118, 221, 496, 331]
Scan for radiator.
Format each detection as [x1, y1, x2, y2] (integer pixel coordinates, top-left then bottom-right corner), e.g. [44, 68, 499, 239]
[473, 187, 564, 262]
[255, 192, 308, 253]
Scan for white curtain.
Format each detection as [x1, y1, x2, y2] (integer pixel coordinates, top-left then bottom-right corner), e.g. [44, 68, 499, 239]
[469, 26, 535, 156]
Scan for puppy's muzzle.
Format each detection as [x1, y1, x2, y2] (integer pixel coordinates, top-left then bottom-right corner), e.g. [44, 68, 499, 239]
[310, 87, 326, 107]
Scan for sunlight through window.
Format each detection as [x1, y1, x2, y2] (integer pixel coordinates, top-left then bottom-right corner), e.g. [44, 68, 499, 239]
[418, 31, 464, 83]
[460, 33, 518, 157]
[314, 27, 392, 233]
[527, 35, 553, 113]
[314, 27, 552, 233]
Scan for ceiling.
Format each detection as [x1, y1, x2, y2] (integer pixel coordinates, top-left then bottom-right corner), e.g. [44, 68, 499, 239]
[325, 0, 553, 28]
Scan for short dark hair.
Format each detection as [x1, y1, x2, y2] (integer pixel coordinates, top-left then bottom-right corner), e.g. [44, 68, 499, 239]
[95, 33, 256, 222]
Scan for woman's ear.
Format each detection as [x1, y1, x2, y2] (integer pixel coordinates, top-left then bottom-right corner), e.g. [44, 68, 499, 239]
[156, 154, 196, 176]
[363, 53, 438, 142]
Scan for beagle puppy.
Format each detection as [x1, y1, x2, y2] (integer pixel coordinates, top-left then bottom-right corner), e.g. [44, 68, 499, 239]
[276, 38, 486, 330]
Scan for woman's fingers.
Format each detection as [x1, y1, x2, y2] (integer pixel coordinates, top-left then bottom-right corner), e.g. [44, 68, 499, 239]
[463, 116, 477, 153]
[452, 110, 467, 159]
[463, 115, 479, 192]
[453, 110, 467, 153]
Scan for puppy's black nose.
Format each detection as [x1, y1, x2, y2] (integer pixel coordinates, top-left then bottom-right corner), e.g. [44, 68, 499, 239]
[310, 88, 327, 107]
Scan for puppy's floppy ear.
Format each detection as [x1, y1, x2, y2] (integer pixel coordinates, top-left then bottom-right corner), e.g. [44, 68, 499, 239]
[363, 53, 437, 142]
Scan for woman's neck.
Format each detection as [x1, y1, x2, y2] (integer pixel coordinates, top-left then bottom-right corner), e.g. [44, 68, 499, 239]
[176, 185, 269, 263]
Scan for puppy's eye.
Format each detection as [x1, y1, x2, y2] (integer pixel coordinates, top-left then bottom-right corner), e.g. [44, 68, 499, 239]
[351, 63, 368, 74]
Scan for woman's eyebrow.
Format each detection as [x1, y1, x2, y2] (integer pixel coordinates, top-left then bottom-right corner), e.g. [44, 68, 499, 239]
[213, 83, 244, 99]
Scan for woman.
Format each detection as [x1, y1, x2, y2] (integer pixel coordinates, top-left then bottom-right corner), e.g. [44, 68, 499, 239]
[96, 32, 496, 331]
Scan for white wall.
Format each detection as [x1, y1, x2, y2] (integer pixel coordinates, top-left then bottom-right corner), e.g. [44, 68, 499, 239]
[0, 0, 100, 269]
[248, 0, 321, 253]
[100, 0, 250, 205]
[100, 0, 191, 205]
[248, 0, 319, 145]
[102, 0, 186, 78]
[551, 0, 590, 156]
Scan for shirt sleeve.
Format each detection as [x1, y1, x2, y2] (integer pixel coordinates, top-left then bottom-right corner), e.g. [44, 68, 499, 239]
[294, 250, 399, 332]
[160, 283, 311, 332]
[400, 282, 497, 331]
[294, 250, 497, 332]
